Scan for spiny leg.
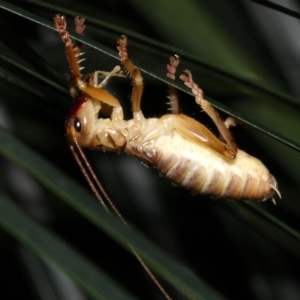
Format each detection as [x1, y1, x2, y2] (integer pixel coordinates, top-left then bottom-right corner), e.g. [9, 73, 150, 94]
[117, 35, 143, 118]
[166, 55, 181, 114]
[54, 14, 82, 99]
[167, 84, 180, 114]
[180, 70, 237, 159]
[54, 14, 121, 109]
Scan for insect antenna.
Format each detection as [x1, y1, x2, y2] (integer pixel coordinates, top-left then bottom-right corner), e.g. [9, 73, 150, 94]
[69, 138, 173, 300]
[69, 143, 108, 211]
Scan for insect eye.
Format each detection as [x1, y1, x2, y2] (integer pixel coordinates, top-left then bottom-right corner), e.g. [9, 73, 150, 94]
[74, 118, 82, 132]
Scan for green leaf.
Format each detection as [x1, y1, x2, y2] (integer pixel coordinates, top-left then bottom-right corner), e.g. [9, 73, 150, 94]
[0, 192, 137, 300]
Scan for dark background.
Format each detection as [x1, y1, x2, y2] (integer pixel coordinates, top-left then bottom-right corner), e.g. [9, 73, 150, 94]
[0, 1, 300, 299]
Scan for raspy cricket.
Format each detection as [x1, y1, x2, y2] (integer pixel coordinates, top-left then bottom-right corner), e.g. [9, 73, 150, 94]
[54, 13, 281, 300]
[54, 15, 280, 203]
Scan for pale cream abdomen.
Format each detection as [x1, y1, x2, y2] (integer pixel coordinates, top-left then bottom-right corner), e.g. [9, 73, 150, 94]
[129, 130, 276, 201]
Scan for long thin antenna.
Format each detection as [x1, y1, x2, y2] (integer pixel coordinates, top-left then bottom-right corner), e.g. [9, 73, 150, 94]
[71, 140, 173, 300]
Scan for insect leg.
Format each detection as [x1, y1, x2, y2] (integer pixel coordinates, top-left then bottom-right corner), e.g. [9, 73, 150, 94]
[167, 85, 180, 114]
[173, 114, 234, 158]
[54, 15, 123, 121]
[93, 66, 126, 89]
[164, 56, 232, 157]
[180, 70, 237, 159]
[117, 35, 144, 120]
[54, 14, 82, 98]
[166, 55, 181, 114]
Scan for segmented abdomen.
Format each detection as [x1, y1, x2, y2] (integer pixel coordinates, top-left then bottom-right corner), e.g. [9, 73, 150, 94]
[130, 131, 276, 201]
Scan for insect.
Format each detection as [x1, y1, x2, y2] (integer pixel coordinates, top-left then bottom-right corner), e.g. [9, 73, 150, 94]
[54, 15, 280, 203]
[54, 14, 281, 299]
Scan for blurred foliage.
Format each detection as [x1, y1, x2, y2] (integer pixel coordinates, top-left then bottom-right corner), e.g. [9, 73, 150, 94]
[0, 0, 300, 299]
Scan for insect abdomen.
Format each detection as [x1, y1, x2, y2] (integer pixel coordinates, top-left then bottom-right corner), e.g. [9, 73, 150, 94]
[134, 131, 276, 201]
